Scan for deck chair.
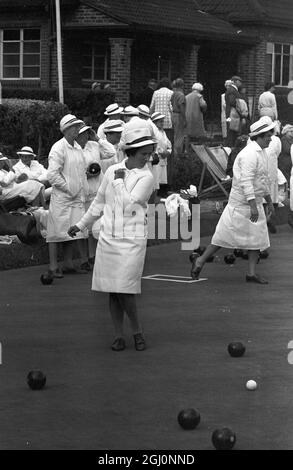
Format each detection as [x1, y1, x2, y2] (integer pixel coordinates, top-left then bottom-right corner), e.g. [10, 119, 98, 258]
[191, 144, 231, 199]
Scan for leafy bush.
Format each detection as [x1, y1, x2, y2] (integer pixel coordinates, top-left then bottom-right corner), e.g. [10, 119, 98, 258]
[172, 155, 212, 191]
[0, 99, 68, 159]
[2, 87, 116, 128]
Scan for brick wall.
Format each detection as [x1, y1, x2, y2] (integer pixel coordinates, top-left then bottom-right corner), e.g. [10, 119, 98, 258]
[183, 45, 200, 93]
[64, 4, 123, 27]
[109, 38, 133, 106]
[237, 24, 293, 120]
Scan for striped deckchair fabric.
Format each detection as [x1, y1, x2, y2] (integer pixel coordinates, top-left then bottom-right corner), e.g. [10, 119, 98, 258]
[191, 144, 231, 198]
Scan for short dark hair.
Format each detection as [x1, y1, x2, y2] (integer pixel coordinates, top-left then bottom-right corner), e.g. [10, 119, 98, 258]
[264, 82, 275, 91]
[125, 147, 138, 157]
[158, 77, 171, 89]
[172, 78, 184, 89]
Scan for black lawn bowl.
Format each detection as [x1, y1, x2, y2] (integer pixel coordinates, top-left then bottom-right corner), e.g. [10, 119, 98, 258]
[259, 250, 269, 259]
[233, 249, 244, 258]
[224, 254, 236, 265]
[40, 273, 53, 285]
[177, 408, 201, 430]
[241, 251, 249, 260]
[88, 162, 101, 175]
[27, 370, 47, 390]
[228, 342, 246, 358]
[206, 255, 214, 263]
[212, 428, 236, 450]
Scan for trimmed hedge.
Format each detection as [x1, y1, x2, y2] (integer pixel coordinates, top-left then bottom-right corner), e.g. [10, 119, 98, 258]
[2, 87, 116, 127]
[0, 87, 116, 158]
[0, 99, 68, 159]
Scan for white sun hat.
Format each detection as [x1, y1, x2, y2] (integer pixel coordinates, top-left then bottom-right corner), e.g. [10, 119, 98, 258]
[122, 127, 156, 149]
[60, 114, 83, 133]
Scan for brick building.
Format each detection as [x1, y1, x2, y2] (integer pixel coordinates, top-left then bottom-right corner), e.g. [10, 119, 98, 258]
[197, 0, 293, 118]
[0, 0, 256, 115]
[2, 0, 293, 120]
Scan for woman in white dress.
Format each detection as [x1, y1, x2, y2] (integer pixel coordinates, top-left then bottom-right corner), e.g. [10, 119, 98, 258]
[191, 117, 276, 284]
[151, 111, 172, 195]
[68, 127, 155, 352]
[265, 130, 282, 233]
[46, 114, 88, 277]
[0, 154, 46, 207]
[75, 124, 104, 268]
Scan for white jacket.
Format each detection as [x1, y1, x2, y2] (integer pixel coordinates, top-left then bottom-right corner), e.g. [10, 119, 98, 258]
[229, 140, 270, 205]
[13, 160, 48, 183]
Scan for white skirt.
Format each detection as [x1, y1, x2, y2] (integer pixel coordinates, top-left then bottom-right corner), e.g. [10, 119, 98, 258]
[46, 191, 87, 243]
[91, 230, 147, 294]
[212, 202, 270, 251]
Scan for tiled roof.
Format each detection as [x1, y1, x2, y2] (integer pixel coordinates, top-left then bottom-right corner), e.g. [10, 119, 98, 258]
[197, 0, 293, 27]
[0, 0, 76, 10]
[81, 0, 256, 42]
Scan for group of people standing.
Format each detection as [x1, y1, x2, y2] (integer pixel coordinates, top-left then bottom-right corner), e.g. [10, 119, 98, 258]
[138, 77, 208, 163]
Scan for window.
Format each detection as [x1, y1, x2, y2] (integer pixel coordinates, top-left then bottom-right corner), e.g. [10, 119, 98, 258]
[0, 28, 40, 79]
[150, 56, 172, 82]
[82, 44, 109, 82]
[266, 42, 293, 86]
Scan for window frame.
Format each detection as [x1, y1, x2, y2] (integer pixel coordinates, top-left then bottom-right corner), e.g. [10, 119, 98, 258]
[266, 41, 293, 87]
[82, 43, 110, 84]
[0, 28, 41, 80]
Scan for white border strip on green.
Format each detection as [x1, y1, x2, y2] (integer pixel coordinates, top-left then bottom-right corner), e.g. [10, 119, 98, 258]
[142, 274, 208, 284]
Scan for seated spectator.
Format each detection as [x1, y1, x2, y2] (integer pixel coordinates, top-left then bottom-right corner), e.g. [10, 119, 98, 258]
[0, 153, 46, 208]
[13, 146, 51, 200]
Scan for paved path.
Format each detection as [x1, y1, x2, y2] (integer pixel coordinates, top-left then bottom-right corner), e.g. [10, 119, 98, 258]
[0, 226, 292, 449]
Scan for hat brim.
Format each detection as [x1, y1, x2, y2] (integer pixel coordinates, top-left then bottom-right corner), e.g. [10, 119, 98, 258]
[17, 151, 36, 157]
[152, 114, 165, 121]
[78, 125, 92, 135]
[61, 119, 83, 132]
[104, 107, 124, 116]
[123, 138, 156, 149]
[104, 128, 123, 133]
[249, 121, 276, 137]
[0, 156, 8, 161]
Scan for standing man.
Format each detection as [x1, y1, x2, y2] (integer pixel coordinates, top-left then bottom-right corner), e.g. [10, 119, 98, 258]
[136, 79, 157, 107]
[225, 75, 243, 147]
[46, 114, 88, 277]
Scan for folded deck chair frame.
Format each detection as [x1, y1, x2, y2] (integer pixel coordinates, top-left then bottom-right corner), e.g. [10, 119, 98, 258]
[191, 144, 231, 198]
